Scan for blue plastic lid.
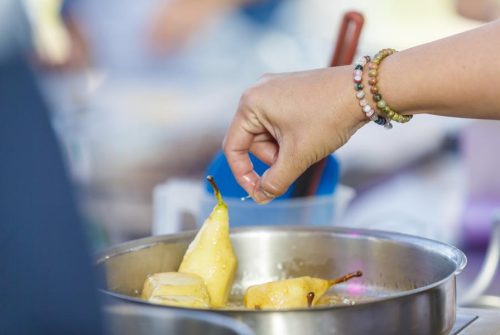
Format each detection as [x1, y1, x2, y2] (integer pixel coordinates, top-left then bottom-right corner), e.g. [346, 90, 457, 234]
[204, 151, 339, 199]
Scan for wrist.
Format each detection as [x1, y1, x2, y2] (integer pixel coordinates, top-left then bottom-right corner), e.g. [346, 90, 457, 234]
[326, 66, 369, 131]
[376, 50, 426, 116]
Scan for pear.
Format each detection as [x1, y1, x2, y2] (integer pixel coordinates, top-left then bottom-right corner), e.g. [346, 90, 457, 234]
[141, 272, 210, 308]
[244, 271, 362, 310]
[178, 176, 237, 307]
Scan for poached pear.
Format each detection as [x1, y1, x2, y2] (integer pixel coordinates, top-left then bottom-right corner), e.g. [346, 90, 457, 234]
[178, 176, 237, 307]
[141, 272, 210, 308]
[244, 271, 362, 310]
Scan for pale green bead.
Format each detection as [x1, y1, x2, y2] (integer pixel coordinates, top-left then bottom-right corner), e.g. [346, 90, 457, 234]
[377, 100, 387, 109]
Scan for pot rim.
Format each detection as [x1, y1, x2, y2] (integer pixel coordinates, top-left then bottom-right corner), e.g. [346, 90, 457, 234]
[96, 225, 466, 314]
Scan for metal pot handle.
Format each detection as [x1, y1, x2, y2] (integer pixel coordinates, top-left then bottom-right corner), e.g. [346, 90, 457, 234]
[454, 250, 468, 276]
[459, 212, 500, 307]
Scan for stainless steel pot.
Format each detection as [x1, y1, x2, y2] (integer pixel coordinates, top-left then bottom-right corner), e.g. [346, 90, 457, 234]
[97, 226, 466, 335]
[104, 303, 254, 335]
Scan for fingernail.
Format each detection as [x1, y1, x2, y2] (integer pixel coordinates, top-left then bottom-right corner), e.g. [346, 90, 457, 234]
[253, 188, 275, 204]
[242, 174, 256, 187]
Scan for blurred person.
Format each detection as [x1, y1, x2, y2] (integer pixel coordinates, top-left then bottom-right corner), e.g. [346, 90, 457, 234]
[149, 0, 282, 52]
[0, 0, 103, 333]
[25, 0, 90, 70]
[456, 0, 500, 21]
[223, 20, 500, 203]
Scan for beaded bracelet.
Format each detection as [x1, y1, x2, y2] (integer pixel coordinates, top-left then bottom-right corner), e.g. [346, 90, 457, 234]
[353, 56, 392, 129]
[367, 49, 412, 123]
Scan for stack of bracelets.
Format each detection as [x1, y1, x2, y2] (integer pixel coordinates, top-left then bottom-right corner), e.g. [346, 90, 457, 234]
[353, 48, 413, 129]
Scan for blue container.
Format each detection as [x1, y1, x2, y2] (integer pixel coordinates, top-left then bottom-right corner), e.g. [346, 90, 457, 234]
[199, 151, 341, 227]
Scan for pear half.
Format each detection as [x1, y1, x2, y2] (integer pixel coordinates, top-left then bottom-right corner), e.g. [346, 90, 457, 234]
[178, 176, 237, 307]
[244, 271, 362, 310]
[141, 272, 210, 308]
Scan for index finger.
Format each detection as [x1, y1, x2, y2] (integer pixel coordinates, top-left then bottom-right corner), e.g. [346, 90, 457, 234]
[222, 113, 262, 197]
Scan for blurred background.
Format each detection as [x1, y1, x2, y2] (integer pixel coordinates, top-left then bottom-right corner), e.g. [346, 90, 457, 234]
[3, 0, 500, 299]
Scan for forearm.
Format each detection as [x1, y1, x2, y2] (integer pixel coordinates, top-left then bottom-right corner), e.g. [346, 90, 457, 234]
[223, 20, 500, 201]
[380, 20, 500, 119]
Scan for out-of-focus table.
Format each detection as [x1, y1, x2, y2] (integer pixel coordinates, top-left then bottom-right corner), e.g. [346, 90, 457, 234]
[456, 308, 500, 334]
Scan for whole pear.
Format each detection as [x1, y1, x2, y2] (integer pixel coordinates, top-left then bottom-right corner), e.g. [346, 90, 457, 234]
[244, 271, 362, 310]
[179, 176, 237, 307]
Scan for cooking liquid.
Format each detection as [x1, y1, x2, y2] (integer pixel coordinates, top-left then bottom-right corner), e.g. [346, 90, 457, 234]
[138, 270, 376, 310]
[136, 287, 369, 309]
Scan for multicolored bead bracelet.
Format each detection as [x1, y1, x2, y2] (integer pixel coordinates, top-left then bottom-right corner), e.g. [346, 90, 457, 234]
[353, 56, 392, 129]
[367, 48, 412, 123]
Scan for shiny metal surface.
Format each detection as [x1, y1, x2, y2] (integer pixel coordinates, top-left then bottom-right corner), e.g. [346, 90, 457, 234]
[97, 226, 466, 335]
[104, 303, 254, 335]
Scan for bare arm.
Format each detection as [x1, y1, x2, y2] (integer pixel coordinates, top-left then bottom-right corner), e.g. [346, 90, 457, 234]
[382, 19, 500, 119]
[223, 20, 500, 203]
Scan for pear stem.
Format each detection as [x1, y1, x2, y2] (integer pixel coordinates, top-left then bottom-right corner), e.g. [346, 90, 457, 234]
[327, 270, 363, 287]
[207, 176, 224, 205]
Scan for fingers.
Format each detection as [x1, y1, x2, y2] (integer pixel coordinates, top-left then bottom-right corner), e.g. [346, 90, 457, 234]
[223, 113, 262, 197]
[225, 85, 306, 203]
[248, 134, 278, 166]
[224, 103, 305, 203]
[253, 142, 308, 203]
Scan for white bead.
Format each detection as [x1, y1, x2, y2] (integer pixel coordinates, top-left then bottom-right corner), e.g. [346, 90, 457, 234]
[356, 91, 365, 99]
[363, 105, 372, 113]
[359, 98, 368, 107]
[353, 70, 362, 77]
[354, 75, 362, 82]
[366, 109, 375, 117]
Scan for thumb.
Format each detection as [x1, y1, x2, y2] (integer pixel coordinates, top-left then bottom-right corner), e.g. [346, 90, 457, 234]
[253, 144, 308, 203]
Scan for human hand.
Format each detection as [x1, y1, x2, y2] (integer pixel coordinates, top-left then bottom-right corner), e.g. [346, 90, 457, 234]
[223, 66, 367, 203]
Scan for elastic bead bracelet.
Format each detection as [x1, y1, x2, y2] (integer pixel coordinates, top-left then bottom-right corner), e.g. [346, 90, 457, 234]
[353, 56, 392, 129]
[367, 48, 413, 123]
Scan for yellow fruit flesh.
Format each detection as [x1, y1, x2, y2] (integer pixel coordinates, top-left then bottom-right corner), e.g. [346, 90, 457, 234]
[244, 276, 331, 310]
[141, 272, 210, 308]
[178, 176, 237, 307]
